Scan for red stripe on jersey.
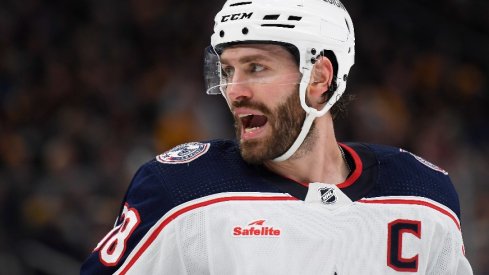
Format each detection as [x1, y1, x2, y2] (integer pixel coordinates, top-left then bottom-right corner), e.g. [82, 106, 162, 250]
[337, 143, 363, 188]
[278, 143, 363, 188]
[119, 195, 298, 274]
[358, 198, 461, 230]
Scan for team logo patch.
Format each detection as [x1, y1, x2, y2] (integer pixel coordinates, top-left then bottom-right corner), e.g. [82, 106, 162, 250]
[400, 149, 448, 175]
[156, 142, 210, 164]
[319, 187, 337, 204]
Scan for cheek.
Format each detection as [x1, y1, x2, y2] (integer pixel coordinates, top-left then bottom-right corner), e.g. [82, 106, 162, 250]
[265, 87, 296, 108]
[272, 96, 299, 125]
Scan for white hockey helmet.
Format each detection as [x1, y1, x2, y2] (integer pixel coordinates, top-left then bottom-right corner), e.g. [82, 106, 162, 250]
[205, 0, 355, 161]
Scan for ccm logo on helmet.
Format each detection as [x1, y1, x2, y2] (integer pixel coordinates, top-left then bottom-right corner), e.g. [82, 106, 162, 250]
[221, 12, 253, 22]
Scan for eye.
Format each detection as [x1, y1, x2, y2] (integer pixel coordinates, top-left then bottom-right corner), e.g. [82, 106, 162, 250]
[221, 66, 234, 81]
[250, 63, 265, 73]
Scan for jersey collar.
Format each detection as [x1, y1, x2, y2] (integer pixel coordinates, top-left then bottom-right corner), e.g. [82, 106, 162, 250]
[258, 143, 378, 202]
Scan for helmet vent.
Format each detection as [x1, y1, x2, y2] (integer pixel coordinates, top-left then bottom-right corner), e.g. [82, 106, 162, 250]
[288, 16, 302, 21]
[261, 24, 295, 28]
[230, 1, 252, 7]
[344, 18, 350, 33]
[263, 14, 280, 20]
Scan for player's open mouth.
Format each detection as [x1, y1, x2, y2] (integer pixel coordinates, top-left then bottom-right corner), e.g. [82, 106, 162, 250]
[239, 114, 268, 137]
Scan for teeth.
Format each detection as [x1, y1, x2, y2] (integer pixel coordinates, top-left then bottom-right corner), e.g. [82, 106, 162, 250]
[239, 114, 252, 118]
[244, 127, 259, 133]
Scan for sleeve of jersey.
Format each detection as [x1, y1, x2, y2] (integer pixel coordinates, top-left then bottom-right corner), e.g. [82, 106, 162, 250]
[397, 155, 473, 274]
[423, 176, 473, 274]
[80, 161, 186, 275]
[401, 153, 473, 274]
[368, 146, 473, 273]
[425, 218, 473, 275]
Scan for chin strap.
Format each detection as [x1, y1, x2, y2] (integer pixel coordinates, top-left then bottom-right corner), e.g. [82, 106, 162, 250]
[272, 68, 346, 162]
[272, 109, 318, 162]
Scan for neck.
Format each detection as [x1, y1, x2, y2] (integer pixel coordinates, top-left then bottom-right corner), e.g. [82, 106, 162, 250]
[263, 115, 349, 185]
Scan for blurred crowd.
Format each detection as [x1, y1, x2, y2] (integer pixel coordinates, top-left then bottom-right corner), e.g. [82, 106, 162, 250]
[0, 0, 488, 274]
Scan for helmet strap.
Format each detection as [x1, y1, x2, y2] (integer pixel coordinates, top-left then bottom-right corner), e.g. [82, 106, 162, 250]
[272, 68, 344, 162]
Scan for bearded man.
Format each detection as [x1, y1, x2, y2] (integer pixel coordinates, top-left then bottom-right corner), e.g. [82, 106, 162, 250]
[82, 0, 472, 274]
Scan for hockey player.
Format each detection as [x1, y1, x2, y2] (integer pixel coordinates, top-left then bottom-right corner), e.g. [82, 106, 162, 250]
[81, 0, 473, 274]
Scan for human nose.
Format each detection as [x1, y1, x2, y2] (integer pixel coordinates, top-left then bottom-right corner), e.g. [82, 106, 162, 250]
[224, 74, 253, 102]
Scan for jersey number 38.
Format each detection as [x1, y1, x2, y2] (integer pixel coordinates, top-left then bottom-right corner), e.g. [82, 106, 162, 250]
[94, 204, 141, 266]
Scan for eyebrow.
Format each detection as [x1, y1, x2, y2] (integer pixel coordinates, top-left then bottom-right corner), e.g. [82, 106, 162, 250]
[220, 53, 274, 65]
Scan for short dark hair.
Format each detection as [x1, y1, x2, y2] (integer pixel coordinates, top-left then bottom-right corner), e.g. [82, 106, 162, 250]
[328, 92, 354, 119]
[320, 50, 354, 119]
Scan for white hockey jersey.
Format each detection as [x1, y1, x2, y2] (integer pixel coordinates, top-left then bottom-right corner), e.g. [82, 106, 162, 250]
[81, 140, 473, 274]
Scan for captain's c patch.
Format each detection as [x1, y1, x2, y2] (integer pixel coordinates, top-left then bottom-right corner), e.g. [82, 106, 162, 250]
[157, 142, 210, 164]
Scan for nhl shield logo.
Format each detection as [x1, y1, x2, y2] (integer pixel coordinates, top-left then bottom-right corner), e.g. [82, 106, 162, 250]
[156, 142, 210, 164]
[319, 187, 337, 204]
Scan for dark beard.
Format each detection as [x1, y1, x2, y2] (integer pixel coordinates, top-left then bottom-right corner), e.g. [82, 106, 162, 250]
[234, 91, 306, 164]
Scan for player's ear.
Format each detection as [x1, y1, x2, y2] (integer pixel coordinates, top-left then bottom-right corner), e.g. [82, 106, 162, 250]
[307, 56, 334, 108]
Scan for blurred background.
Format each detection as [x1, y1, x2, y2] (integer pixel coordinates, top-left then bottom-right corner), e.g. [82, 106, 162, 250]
[0, 0, 488, 274]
